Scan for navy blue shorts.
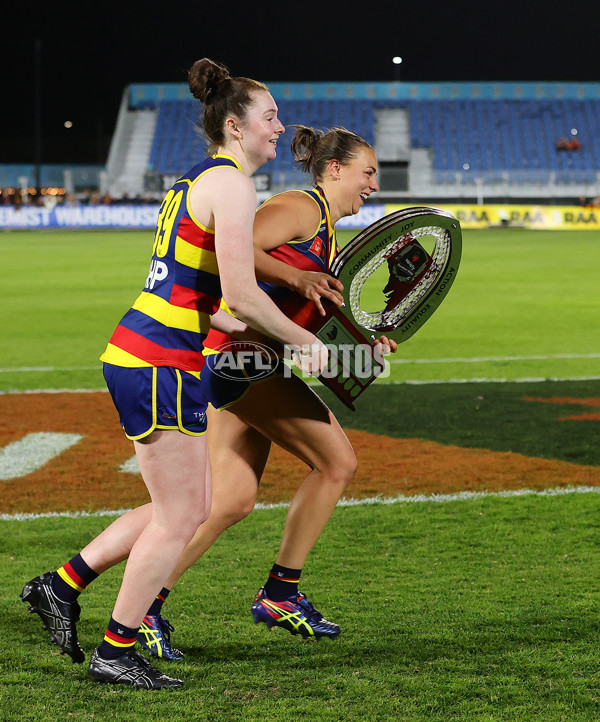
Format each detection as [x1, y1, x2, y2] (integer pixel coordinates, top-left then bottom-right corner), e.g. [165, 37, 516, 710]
[200, 351, 285, 410]
[103, 364, 208, 440]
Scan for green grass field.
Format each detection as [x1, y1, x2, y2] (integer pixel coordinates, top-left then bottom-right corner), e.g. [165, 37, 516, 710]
[2, 227, 600, 720]
[3, 493, 600, 721]
[1, 228, 599, 391]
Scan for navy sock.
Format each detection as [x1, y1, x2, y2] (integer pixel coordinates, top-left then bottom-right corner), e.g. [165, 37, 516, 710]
[52, 553, 99, 603]
[98, 617, 138, 660]
[264, 563, 302, 602]
[146, 587, 170, 617]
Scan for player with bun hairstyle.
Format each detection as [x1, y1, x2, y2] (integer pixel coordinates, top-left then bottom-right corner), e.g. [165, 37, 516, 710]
[131, 123, 395, 657]
[20, 59, 327, 690]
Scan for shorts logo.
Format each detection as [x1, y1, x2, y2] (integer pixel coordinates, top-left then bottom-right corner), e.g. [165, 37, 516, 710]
[210, 342, 280, 381]
[160, 407, 177, 420]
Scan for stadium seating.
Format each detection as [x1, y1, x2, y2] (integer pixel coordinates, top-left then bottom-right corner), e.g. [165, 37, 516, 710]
[148, 100, 206, 175]
[147, 98, 377, 187]
[378, 98, 599, 181]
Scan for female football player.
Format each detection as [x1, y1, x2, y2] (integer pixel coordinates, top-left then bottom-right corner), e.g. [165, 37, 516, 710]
[20, 59, 327, 690]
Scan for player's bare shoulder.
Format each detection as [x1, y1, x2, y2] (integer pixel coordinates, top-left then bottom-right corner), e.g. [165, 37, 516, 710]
[258, 190, 321, 241]
[198, 164, 255, 199]
[191, 166, 256, 226]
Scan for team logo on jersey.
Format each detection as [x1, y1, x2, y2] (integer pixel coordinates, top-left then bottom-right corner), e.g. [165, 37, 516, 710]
[145, 259, 168, 290]
[308, 236, 324, 260]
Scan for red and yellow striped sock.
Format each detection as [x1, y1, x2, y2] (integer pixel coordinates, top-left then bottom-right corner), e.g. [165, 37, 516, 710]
[52, 553, 99, 602]
[98, 617, 138, 660]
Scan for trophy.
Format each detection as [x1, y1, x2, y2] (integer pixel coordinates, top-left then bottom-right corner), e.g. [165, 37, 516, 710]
[283, 207, 462, 409]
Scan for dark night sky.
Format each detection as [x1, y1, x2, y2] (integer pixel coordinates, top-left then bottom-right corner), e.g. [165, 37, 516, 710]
[2, 1, 596, 165]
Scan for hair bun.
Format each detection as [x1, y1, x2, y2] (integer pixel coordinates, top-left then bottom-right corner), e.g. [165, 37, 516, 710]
[188, 58, 231, 103]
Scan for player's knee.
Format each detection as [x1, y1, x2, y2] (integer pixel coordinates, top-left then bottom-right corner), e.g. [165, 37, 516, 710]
[176, 514, 208, 544]
[224, 498, 254, 526]
[323, 448, 357, 488]
[339, 449, 358, 486]
[212, 497, 254, 530]
[174, 499, 212, 539]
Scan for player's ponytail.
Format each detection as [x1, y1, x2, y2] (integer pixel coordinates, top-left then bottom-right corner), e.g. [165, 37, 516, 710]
[290, 125, 373, 184]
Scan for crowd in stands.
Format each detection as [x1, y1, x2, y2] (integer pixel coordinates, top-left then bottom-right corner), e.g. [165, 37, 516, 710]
[555, 136, 582, 152]
[0, 189, 163, 208]
[579, 194, 600, 207]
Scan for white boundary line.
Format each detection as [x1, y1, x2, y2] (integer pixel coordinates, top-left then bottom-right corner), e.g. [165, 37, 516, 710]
[2, 375, 600, 396]
[3, 484, 600, 522]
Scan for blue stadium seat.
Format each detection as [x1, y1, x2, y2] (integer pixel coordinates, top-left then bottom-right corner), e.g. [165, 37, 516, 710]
[147, 97, 600, 180]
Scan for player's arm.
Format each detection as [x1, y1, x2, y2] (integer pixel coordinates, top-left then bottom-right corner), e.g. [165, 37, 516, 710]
[210, 307, 265, 344]
[210, 307, 247, 335]
[192, 169, 324, 371]
[253, 193, 344, 315]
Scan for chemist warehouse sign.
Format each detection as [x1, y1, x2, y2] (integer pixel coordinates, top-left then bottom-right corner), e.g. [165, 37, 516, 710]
[0, 203, 383, 230]
[1, 203, 599, 230]
[0, 204, 161, 229]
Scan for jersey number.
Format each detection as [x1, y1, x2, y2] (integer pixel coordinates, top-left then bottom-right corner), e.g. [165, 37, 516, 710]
[152, 189, 184, 257]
